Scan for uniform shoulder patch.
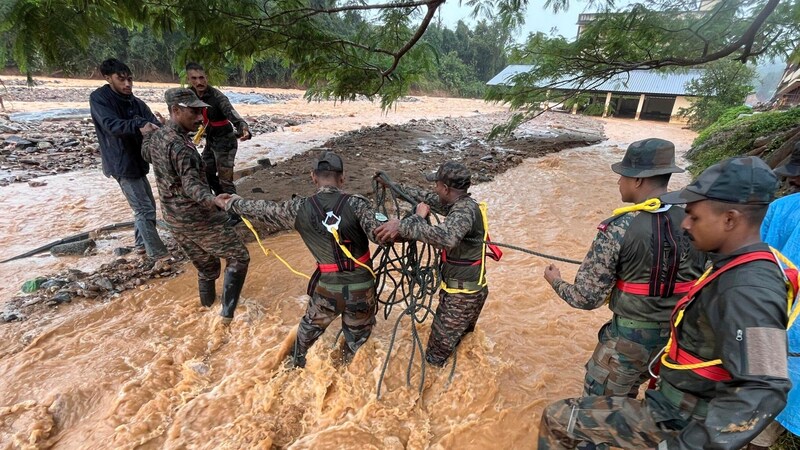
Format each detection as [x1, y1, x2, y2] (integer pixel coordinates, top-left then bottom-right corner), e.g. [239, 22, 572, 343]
[597, 213, 625, 231]
[597, 212, 636, 232]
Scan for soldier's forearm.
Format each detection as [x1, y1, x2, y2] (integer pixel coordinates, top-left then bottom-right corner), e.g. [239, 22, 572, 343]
[553, 279, 606, 310]
[229, 198, 298, 231]
[398, 215, 462, 249]
[399, 184, 444, 212]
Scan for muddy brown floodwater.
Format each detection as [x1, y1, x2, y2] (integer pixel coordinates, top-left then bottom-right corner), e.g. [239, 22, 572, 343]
[0, 76, 696, 449]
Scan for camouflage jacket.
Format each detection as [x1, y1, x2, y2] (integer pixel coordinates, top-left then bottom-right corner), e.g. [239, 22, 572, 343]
[227, 186, 382, 241]
[142, 121, 224, 227]
[395, 184, 488, 285]
[552, 207, 705, 322]
[192, 86, 247, 136]
[395, 184, 477, 250]
[552, 213, 633, 310]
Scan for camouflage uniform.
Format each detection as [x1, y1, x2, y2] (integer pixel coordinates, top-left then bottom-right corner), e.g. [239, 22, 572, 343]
[191, 86, 248, 195]
[227, 155, 383, 367]
[539, 157, 790, 450]
[551, 138, 706, 397]
[142, 88, 249, 319]
[395, 161, 492, 367]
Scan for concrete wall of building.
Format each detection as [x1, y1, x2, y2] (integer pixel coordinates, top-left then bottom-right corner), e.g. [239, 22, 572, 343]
[670, 96, 693, 123]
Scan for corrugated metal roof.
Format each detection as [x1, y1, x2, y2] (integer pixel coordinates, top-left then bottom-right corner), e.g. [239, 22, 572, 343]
[486, 64, 704, 96]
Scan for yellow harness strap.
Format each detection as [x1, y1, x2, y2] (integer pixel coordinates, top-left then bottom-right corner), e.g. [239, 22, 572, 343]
[241, 217, 310, 280]
[661, 247, 799, 373]
[192, 123, 207, 145]
[773, 248, 799, 327]
[612, 198, 662, 216]
[440, 202, 490, 295]
[659, 267, 723, 371]
[330, 228, 376, 278]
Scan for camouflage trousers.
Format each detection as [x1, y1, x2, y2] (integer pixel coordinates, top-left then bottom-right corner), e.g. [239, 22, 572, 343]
[426, 287, 489, 367]
[202, 131, 238, 195]
[538, 393, 687, 449]
[171, 221, 250, 280]
[293, 282, 378, 366]
[584, 317, 670, 397]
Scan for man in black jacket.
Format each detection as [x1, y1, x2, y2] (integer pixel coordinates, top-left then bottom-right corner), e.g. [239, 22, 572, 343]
[89, 58, 167, 258]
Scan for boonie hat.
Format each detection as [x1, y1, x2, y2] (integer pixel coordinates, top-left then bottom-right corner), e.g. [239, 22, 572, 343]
[611, 138, 685, 178]
[164, 88, 210, 108]
[425, 161, 471, 190]
[661, 156, 777, 205]
[313, 151, 344, 172]
[774, 142, 800, 178]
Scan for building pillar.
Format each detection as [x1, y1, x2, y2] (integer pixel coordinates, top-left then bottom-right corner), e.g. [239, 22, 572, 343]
[635, 93, 646, 120]
[669, 96, 683, 124]
[602, 92, 612, 118]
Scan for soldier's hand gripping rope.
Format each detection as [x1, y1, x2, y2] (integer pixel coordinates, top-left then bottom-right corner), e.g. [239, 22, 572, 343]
[372, 172, 442, 399]
[374, 169, 580, 395]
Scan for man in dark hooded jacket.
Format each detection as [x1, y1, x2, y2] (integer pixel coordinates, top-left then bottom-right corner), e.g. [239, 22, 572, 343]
[89, 58, 167, 258]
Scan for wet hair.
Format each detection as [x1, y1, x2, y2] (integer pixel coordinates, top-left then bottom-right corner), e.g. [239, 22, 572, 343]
[647, 174, 672, 188]
[185, 62, 205, 72]
[100, 58, 131, 77]
[708, 200, 768, 226]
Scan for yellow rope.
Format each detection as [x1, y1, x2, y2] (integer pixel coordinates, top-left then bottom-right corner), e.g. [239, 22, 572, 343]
[330, 229, 376, 278]
[241, 217, 310, 280]
[612, 198, 662, 216]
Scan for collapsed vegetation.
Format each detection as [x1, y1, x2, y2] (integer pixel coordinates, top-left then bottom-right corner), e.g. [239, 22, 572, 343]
[685, 106, 800, 177]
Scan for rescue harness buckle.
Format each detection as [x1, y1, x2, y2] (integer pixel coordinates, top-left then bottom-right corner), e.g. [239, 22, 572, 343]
[321, 211, 342, 234]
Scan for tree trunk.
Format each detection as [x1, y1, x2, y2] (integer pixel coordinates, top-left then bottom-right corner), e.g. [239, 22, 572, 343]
[746, 145, 768, 157]
[766, 127, 800, 168]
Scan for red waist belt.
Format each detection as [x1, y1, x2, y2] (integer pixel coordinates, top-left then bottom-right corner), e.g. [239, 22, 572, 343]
[202, 108, 231, 127]
[616, 279, 696, 295]
[207, 119, 230, 127]
[669, 346, 732, 382]
[317, 252, 371, 273]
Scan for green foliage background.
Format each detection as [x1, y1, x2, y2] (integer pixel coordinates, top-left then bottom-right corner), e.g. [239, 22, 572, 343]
[0, 16, 508, 100]
[678, 60, 757, 130]
[686, 106, 800, 176]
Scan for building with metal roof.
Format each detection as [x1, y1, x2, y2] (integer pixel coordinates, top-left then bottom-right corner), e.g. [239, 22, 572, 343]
[775, 64, 800, 107]
[487, 65, 705, 123]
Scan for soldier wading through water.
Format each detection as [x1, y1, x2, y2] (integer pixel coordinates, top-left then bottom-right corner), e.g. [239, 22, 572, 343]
[375, 161, 502, 367]
[538, 156, 793, 450]
[215, 152, 384, 367]
[143, 88, 250, 325]
[543, 138, 706, 398]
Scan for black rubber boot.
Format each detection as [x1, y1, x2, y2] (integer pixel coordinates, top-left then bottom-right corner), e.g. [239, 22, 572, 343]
[199, 279, 216, 307]
[290, 340, 307, 369]
[220, 266, 247, 319]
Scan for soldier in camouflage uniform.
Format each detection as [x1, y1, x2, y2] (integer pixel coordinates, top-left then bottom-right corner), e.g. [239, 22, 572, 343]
[375, 161, 498, 367]
[216, 152, 384, 367]
[543, 139, 706, 397]
[538, 156, 790, 449]
[142, 88, 250, 324]
[186, 62, 251, 197]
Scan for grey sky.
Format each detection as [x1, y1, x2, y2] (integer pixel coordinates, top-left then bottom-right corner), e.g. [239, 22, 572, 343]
[436, 1, 586, 42]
